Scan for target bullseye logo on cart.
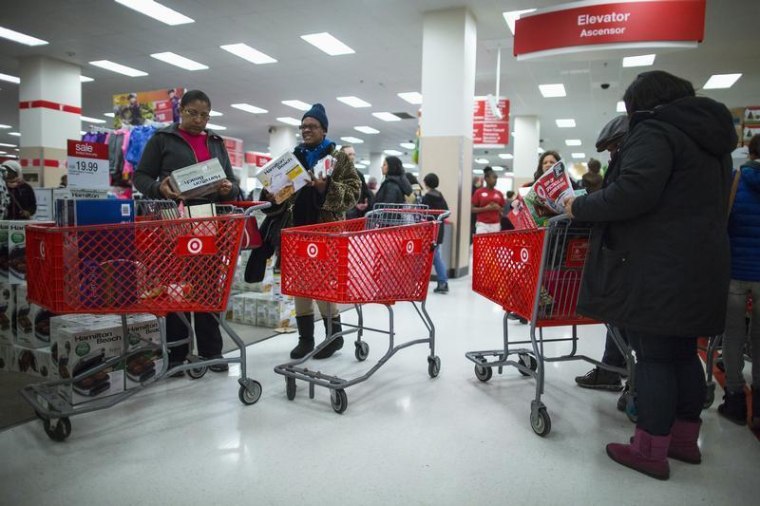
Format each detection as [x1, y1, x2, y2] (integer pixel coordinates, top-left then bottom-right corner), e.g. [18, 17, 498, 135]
[307, 243, 319, 259]
[39, 241, 46, 260]
[175, 235, 217, 256]
[520, 247, 530, 263]
[403, 239, 422, 255]
[297, 240, 327, 260]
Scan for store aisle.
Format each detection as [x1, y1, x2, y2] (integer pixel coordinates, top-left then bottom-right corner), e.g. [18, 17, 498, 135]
[0, 276, 758, 505]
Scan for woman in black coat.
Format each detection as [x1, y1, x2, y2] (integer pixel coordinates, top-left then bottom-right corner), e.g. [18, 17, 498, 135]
[565, 71, 736, 480]
[374, 156, 412, 204]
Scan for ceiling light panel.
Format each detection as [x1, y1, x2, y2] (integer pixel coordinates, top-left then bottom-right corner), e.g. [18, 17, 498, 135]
[475, 158, 489, 164]
[502, 9, 537, 35]
[8, 131, 20, 135]
[498, 153, 513, 159]
[402, 163, 416, 169]
[355, 126, 379, 134]
[114, 0, 194, 26]
[622, 54, 656, 67]
[383, 149, 402, 156]
[397, 92, 423, 104]
[205, 122, 226, 130]
[0, 143, 16, 148]
[81, 116, 106, 124]
[571, 152, 586, 159]
[539, 84, 566, 98]
[209, 110, 223, 117]
[340, 136, 364, 144]
[617, 101, 626, 113]
[337, 96, 371, 108]
[90, 60, 148, 77]
[555, 119, 576, 128]
[277, 117, 301, 126]
[373, 112, 401, 122]
[0, 26, 48, 46]
[0, 73, 20, 84]
[220, 43, 277, 64]
[703, 73, 742, 89]
[565, 139, 582, 146]
[231, 103, 268, 114]
[400, 142, 416, 149]
[103, 112, 115, 118]
[150, 52, 208, 71]
[282, 100, 311, 111]
[80, 75, 94, 83]
[300, 32, 355, 56]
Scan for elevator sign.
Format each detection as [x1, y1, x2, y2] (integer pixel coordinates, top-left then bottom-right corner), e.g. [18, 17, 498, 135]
[67, 140, 110, 189]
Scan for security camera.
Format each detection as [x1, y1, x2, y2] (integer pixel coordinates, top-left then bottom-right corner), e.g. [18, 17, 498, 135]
[600, 83, 610, 90]
[268, 126, 276, 134]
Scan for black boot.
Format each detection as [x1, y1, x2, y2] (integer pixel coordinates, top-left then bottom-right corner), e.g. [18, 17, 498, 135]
[433, 281, 449, 294]
[290, 315, 315, 359]
[718, 389, 747, 425]
[314, 316, 343, 359]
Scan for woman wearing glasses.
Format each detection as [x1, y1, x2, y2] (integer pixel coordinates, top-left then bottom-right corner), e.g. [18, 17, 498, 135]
[135, 89, 240, 376]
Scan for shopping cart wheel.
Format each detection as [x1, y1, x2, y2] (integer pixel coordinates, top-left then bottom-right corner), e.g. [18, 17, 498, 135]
[474, 364, 493, 382]
[354, 341, 370, 362]
[428, 356, 441, 378]
[530, 408, 551, 437]
[518, 354, 537, 377]
[286, 377, 297, 401]
[703, 382, 716, 409]
[187, 365, 207, 380]
[43, 417, 71, 442]
[330, 389, 348, 414]
[238, 381, 262, 405]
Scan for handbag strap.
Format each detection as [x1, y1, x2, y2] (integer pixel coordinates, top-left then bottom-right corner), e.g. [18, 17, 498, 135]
[727, 168, 742, 217]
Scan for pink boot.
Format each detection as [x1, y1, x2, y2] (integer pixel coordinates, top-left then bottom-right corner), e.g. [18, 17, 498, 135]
[606, 427, 671, 480]
[668, 419, 701, 464]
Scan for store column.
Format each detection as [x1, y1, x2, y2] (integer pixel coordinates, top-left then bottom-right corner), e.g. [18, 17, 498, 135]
[268, 126, 297, 157]
[512, 115, 540, 187]
[418, 7, 476, 278]
[18, 56, 82, 187]
[368, 152, 384, 185]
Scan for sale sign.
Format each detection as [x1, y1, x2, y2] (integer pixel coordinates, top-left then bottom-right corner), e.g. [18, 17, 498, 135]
[223, 136, 244, 169]
[66, 140, 110, 189]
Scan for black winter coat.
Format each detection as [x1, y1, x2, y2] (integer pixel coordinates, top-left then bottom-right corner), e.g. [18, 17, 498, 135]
[375, 175, 412, 205]
[421, 189, 448, 244]
[571, 96, 736, 337]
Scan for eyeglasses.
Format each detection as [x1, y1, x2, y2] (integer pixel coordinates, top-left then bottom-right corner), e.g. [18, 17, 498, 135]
[299, 123, 322, 131]
[183, 109, 210, 120]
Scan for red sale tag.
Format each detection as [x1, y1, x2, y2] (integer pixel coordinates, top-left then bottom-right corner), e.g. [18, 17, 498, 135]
[402, 239, 423, 255]
[296, 241, 328, 260]
[175, 236, 217, 256]
[565, 239, 589, 267]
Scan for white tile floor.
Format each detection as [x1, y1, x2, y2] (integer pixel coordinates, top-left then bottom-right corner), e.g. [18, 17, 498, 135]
[1, 276, 758, 505]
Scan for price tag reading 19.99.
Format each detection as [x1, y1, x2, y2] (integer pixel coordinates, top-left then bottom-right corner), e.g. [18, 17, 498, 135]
[66, 139, 110, 189]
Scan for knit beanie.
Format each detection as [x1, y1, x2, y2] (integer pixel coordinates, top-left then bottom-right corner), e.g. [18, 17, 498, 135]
[302, 103, 328, 132]
[0, 160, 21, 176]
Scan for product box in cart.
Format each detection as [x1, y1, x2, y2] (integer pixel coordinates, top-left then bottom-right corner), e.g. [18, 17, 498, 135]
[13, 344, 56, 379]
[14, 284, 56, 348]
[0, 282, 14, 345]
[51, 316, 125, 405]
[0, 343, 16, 372]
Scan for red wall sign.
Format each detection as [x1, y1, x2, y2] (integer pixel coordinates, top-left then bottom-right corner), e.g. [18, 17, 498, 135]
[222, 136, 244, 169]
[67, 139, 109, 159]
[514, 0, 706, 59]
[473, 98, 510, 146]
[245, 151, 273, 167]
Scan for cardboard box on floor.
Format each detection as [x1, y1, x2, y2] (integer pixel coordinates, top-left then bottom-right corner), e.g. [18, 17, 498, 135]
[14, 284, 55, 349]
[13, 345, 56, 379]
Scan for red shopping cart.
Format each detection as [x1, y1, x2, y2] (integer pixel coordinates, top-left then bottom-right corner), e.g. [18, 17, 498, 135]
[273, 204, 449, 414]
[466, 216, 633, 436]
[20, 201, 269, 441]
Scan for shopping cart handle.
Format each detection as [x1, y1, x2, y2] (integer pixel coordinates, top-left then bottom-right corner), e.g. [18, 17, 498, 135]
[220, 201, 272, 215]
[436, 210, 451, 222]
[547, 213, 572, 224]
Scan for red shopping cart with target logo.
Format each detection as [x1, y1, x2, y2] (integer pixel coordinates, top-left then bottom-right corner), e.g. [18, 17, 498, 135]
[20, 201, 270, 442]
[466, 216, 633, 436]
[274, 204, 449, 414]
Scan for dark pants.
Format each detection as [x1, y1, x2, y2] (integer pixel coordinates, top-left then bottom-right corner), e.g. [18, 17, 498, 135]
[602, 328, 627, 368]
[626, 330, 705, 436]
[166, 312, 223, 363]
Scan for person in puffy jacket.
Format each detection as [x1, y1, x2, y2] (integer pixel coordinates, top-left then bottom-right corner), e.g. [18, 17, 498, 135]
[565, 71, 736, 480]
[718, 133, 760, 429]
[374, 156, 411, 204]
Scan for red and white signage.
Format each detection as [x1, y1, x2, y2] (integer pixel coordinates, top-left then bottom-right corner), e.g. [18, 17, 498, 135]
[223, 136, 244, 169]
[514, 0, 706, 59]
[245, 151, 273, 168]
[175, 236, 218, 256]
[66, 139, 110, 189]
[473, 98, 510, 146]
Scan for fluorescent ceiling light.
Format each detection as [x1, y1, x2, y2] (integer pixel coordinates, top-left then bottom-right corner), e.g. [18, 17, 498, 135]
[0, 125, 12, 129]
[0, 151, 7, 155]
[622, 54, 656, 67]
[114, 0, 194, 26]
[354, 163, 367, 169]
[206, 122, 226, 131]
[340, 136, 364, 144]
[402, 163, 415, 169]
[0, 73, 20, 84]
[492, 166, 505, 171]
[498, 153, 513, 159]
[397, 92, 423, 105]
[538, 148, 545, 154]
[0, 143, 16, 147]
[400, 142, 416, 149]
[503, 9, 537, 35]
[355, 126, 379, 134]
[571, 152, 586, 159]
[103, 112, 115, 118]
[220, 43, 277, 64]
[8, 131, 20, 135]
[0, 26, 48, 46]
[565, 139, 582, 146]
[360, 159, 370, 165]
[90, 60, 148, 77]
[473, 169, 484, 175]
[383, 149, 402, 156]
[703, 73, 742, 90]
[80, 75, 94, 83]
[81, 116, 106, 124]
[209, 110, 223, 117]
[277, 117, 301, 126]
[475, 158, 489, 164]
[555, 118, 576, 128]
[539, 83, 566, 98]
[300, 32, 355, 56]
[617, 101, 626, 113]
[373, 112, 401, 122]
[337, 96, 371, 108]
[282, 100, 311, 111]
[150, 52, 208, 71]
[231, 103, 268, 114]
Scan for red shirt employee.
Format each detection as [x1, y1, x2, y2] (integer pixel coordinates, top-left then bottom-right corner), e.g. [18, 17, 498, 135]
[471, 166, 505, 234]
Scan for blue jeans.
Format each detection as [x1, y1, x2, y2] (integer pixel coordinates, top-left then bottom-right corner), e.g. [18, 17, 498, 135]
[433, 246, 447, 284]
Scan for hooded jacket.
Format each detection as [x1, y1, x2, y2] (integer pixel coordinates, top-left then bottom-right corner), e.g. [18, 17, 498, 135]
[375, 174, 412, 205]
[571, 96, 737, 336]
[729, 159, 760, 281]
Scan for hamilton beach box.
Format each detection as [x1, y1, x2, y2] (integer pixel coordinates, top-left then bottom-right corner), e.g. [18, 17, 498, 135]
[168, 158, 227, 199]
